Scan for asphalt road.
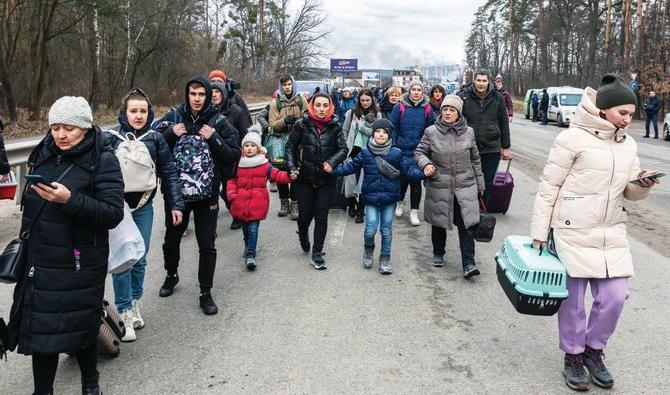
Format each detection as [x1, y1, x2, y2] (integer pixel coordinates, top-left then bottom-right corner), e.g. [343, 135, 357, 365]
[0, 115, 668, 394]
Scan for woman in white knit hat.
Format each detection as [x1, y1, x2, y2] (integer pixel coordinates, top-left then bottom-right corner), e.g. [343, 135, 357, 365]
[7, 96, 124, 394]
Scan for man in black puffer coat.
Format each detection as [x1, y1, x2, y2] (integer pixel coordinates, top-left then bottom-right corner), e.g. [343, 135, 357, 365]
[152, 76, 240, 315]
[8, 96, 124, 395]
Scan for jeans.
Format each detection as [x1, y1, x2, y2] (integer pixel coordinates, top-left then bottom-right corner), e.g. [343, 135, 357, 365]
[540, 109, 548, 124]
[480, 152, 501, 204]
[242, 221, 260, 253]
[163, 199, 219, 289]
[399, 178, 422, 209]
[645, 112, 658, 137]
[364, 203, 395, 255]
[431, 199, 476, 267]
[295, 183, 335, 253]
[558, 277, 629, 354]
[112, 201, 154, 313]
[32, 341, 98, 394]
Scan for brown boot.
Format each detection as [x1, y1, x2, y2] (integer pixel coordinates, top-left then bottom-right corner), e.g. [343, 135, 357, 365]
[290, 200, 299, 220]
[278, 199, 289, 217]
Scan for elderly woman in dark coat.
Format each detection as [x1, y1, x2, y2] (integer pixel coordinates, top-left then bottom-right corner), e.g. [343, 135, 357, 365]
[414, 94, 485, 278]
[7, 96, 124, 395]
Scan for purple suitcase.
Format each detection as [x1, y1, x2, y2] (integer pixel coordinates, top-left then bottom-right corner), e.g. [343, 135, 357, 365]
[487, 159, 514, 214]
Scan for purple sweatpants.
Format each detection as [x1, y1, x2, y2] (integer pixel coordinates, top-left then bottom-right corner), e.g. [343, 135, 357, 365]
[558, 277, 629, 354]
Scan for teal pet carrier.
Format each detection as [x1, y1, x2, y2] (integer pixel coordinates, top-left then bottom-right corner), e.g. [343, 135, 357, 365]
[495, 235, 569, 316]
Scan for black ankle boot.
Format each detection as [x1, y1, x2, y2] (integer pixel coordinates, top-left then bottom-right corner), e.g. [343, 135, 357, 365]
[81, 372, 101, 395]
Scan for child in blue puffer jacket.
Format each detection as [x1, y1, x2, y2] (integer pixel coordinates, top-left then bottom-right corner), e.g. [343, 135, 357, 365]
[325, 118, 424, 274]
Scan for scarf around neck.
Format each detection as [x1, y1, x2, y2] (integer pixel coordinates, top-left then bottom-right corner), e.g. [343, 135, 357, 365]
[368, 136, 392, 156]
[434, 114, 468, 135]
[238, 154, 268, 168]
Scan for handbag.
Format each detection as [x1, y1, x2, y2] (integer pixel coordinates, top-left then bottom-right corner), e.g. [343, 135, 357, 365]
[474, 197, 497, 243]
[108, 202, 145, 274]
[0, 164, 74, 283]
[374, 156, 401, 180]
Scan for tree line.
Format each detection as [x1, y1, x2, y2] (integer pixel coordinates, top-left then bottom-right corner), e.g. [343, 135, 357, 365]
[465, 0, 670, 105]
[0, 0, 329, 122]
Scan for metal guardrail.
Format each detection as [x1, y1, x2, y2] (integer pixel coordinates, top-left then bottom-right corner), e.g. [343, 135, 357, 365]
[5, 103, 266, 204]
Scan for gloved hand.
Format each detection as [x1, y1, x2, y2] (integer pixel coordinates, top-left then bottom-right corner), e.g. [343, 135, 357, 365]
[284, 115, 297, 125]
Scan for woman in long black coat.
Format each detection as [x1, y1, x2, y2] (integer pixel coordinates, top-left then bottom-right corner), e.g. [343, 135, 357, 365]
[7, 96, 124, 395]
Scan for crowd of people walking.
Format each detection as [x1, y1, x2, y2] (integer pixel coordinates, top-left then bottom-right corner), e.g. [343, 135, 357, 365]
[0, 67, 661, 394]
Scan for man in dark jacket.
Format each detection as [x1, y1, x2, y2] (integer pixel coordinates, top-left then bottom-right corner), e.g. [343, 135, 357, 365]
[0, 116, 9, 182]
[209, 69, 252, 125]
[531, 92, 540, 122]
[459, 69, 511, 203]
[643, 91, 662, 138]
[540, 89, 549, 125]
[153, 76, 240, 315]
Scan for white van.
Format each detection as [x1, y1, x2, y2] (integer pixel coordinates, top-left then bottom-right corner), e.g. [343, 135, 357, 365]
[546, 87, 584, 127]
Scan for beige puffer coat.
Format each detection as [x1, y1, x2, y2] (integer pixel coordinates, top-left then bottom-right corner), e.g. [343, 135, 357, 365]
[530, 87, 650, 278]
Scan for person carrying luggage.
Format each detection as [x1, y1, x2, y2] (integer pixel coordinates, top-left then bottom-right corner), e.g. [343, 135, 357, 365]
[7, 96, 124, 394]
[530, 74, 660, 391]
[414, 94, 485, 278]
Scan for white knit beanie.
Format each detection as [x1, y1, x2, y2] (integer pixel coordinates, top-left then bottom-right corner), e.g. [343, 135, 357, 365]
[48, 96, 93, 129]
[241, 131, 262, 148]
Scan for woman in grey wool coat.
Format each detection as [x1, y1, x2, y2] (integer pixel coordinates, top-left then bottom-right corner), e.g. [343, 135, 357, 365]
[414, 94, 485, 278]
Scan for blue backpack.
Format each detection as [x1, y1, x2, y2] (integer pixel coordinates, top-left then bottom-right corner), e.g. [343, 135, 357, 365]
[173, 123, 215, 202]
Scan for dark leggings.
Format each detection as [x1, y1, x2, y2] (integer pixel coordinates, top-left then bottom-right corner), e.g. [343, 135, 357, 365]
[295, 183, 336, 252]
[32, 341, 98, 394]
[277, 183, 297, 200]
[399, 178, 422, 209]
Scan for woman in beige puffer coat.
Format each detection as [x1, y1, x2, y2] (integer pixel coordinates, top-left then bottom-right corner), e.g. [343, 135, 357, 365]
[530, 74, 660, 391]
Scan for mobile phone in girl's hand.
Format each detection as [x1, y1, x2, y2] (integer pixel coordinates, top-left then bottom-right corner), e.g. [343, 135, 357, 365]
[629, 172, 665, 185]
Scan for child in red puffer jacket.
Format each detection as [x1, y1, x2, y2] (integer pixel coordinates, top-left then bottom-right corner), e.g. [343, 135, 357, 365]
[227, 131, 291, 270]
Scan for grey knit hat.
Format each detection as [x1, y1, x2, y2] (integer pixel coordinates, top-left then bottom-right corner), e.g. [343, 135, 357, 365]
[371, 118, 393, 136]
[241, 131, 262, 148]
[596, 74, 637, 110]
[441, 94, 463, 115]
[408, 80, 424, 90]
[48, 96, 93, 129]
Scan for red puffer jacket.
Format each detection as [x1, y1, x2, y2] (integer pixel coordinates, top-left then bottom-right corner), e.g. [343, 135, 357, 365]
[227, 161, 291, 222]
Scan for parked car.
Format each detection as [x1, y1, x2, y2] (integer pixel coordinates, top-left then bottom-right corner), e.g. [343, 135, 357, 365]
[523, 88, 541, 120]
[546, 87, 584, 127]
[663, 112, 670, 141]
[293, 80, 330, 99]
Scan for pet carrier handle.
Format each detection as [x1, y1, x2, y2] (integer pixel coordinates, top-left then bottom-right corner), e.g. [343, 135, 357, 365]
[526, 242, 549, 257]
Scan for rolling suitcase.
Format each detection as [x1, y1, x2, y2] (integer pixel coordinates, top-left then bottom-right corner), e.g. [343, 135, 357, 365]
[487, 159, 514, 214]
[98, 299, 124, 357]
[330, 176, 349, 210]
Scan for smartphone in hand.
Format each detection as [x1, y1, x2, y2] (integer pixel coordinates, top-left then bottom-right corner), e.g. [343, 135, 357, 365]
[629, 172, 665, 185]
[24, 174, 55, 189]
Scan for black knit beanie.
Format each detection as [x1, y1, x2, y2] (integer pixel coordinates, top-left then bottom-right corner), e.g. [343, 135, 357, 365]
[596, 74, 637, 110]
[371, 118, 393, 136]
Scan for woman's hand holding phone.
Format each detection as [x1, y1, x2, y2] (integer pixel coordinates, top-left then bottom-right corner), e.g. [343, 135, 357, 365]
[30, 181, 71, 204]
[632, 171, 663, 188]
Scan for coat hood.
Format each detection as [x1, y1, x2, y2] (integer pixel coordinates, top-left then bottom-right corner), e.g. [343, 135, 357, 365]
[29, 126, 108, 172]
[401, 93, 430, 108]
[571, 87, 628, 142]
[277, 74, 298, 102]
[211, 81, 229, 111]
[467, 81, 495, 100]
[183, 75, 213, 117]
[434, 113, 469, 136]
[118, 87, 155, 135]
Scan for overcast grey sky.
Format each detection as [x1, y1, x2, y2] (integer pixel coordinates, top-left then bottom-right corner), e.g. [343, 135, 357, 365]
[296, 0, 486, 69]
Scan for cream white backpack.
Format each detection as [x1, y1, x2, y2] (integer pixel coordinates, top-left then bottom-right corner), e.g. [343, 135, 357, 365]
[109, 130, 157, 208]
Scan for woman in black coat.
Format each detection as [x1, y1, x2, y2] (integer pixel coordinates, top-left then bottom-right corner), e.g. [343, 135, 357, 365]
[7, 96, 124, 395]
[286, 92, 348, 269]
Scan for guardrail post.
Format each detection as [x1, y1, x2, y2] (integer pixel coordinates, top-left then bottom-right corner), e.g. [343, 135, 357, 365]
[15, 164, 27, 205]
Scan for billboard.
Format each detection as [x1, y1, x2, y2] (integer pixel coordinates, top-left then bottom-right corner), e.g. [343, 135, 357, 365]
[330, 58, 358, 73]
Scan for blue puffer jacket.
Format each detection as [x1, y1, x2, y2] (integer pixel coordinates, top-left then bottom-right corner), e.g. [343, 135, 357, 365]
[337, 96, 356, 124]
[390, 95, 435, 157]
[333, 143, 424, 206]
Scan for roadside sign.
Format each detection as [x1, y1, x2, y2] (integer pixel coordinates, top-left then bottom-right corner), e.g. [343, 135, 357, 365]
[330, 59, 358, 73]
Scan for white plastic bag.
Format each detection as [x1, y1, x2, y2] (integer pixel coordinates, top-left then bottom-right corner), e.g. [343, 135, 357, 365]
[108, 202, 145, 274]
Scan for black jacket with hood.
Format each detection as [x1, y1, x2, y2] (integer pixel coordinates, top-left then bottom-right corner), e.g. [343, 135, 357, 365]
[104, 88, 184, 211]
[152, 75, 241, 200]
[8, 127, 124, 355]
[211, 82, 251, 141]
[459, 82, 511, 155]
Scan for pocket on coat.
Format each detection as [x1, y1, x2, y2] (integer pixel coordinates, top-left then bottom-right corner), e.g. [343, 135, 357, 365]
[555, 194, 597, 229]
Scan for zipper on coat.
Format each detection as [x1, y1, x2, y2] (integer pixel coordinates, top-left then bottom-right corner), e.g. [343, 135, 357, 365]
[28, 266, 34, 277]
[73, 248, 81, 273]
[602, 136, 617, 278]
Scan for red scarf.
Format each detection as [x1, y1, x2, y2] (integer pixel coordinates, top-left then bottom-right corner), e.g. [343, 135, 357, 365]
[307, 94, 335, 132]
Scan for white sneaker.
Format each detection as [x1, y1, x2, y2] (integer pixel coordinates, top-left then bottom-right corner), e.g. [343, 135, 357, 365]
[131, 299, 145, 330]
[410, 209, 421, 226]
[120, 310, 137, 342]
[395, 201, 404, 217]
